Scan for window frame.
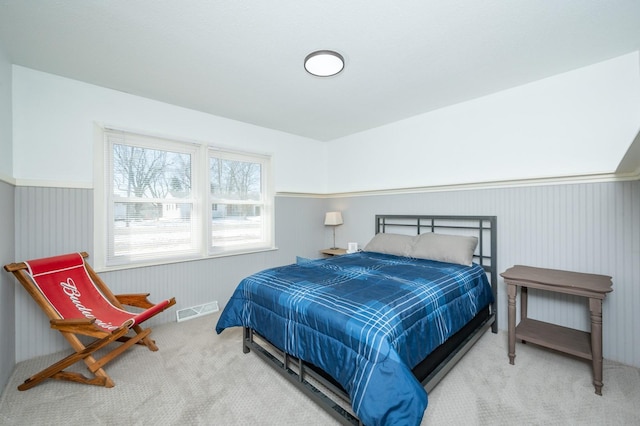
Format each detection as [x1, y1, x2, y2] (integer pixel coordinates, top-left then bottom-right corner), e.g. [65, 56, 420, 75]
[94, 125, 274, 271]
[207, 148, 273, 256]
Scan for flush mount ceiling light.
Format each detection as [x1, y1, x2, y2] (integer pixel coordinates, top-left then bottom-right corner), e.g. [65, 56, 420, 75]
[304, 50, 344, 77]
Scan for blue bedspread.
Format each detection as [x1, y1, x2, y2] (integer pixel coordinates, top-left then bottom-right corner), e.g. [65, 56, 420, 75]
[216, 251, 493, 426]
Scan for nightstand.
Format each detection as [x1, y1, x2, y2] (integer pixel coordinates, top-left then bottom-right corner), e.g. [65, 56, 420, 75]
[320, 248, 347, 256]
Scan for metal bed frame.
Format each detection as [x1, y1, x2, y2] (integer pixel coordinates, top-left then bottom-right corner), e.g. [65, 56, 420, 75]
[242, 214, 498, 425]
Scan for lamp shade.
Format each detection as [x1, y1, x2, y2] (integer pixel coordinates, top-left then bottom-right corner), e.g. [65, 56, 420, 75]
[324, 211, 343, 226]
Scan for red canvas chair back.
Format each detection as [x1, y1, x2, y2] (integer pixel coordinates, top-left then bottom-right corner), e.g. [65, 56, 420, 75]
[25, 253, 166, 332]
[26, 253, 130, 331]
[25, 253, 170, 332]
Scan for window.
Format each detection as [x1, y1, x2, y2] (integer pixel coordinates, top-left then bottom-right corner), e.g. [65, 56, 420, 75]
[96, 128, 273, 269]
[209, 151, 270, 253]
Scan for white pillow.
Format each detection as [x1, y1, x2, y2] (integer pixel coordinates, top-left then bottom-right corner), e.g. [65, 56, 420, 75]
[410, 233, 478, 266]
[363, 233, 414, 257]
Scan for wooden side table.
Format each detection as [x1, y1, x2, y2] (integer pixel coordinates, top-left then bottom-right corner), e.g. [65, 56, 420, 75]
[501, 265, 613, 395]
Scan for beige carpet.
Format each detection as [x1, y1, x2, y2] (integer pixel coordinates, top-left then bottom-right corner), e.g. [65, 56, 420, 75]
[1, 312, 638, 425]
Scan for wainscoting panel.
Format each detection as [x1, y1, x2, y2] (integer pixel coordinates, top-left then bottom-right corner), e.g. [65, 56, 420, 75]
[326, 180, 640, 367]
[10, 181, 640, 368]
[13, 186, 94, 362]
[12, 188, 327, 362]
[0, 180, 16, 391]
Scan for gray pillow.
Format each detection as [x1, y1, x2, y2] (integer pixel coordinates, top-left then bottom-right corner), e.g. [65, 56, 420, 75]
[410, 233, 478, 266]
[363, 233, 414, 257]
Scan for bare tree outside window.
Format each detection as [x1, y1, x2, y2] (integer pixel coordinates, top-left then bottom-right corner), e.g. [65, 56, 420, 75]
[101, 128, 272, 267]
[113, 144, 191, 222]
[210, 158, 260, 200]
[210, 157, 264, 247]
[111, 143, 194, 258]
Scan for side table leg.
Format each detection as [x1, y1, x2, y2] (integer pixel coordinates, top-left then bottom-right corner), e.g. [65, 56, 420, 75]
[589, 298, 604, 395]
[520, 286, 528, 344]
[508, 283, 516, 365]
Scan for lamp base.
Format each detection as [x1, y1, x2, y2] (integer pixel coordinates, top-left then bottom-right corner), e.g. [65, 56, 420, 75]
[331, 227, 338, 251]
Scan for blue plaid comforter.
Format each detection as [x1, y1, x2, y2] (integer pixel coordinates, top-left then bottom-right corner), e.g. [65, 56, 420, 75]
[216, 251, 493, 426]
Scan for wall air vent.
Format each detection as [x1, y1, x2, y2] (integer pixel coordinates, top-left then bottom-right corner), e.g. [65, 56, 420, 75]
[176, 301, 219, 322]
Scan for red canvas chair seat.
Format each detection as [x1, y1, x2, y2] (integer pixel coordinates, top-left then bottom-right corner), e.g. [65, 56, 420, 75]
[4, 252, 176, 391]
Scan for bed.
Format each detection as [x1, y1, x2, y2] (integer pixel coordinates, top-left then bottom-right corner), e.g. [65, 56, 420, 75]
[216, 215, 497, 426]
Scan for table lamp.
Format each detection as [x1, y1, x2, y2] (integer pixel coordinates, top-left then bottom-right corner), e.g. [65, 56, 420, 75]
[324, 211, 343, 249]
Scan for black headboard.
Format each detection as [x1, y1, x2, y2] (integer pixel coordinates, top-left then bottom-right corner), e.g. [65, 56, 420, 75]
[375, 214, 498, 331]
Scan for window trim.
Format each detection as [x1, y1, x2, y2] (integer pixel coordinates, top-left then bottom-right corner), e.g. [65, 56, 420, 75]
[94, 124, 275, 271]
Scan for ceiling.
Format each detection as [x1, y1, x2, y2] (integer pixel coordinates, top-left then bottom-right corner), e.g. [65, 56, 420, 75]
[1, 1, 639, 142]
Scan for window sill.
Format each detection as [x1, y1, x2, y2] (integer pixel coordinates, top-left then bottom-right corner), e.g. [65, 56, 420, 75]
[93, 246, 279, 273]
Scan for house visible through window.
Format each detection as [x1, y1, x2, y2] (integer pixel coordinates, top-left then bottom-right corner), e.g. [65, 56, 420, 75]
[98, 128, 273, 268]
[209, 152, 270, 253]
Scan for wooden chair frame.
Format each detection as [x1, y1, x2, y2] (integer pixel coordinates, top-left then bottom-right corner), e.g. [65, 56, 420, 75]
[4, 252, 176, 391]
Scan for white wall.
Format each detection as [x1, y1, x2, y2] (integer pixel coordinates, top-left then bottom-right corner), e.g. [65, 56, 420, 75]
[326, 52, 640, 193]
[12, 53, 640, 195]
[0, 48, 11, 179]
[12, 66, 327, 193]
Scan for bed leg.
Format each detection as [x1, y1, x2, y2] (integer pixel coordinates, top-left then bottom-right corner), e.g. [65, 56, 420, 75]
[298, 358, 304, 382]
[243, 327, 251, 354]
[491, 302, 498, 334]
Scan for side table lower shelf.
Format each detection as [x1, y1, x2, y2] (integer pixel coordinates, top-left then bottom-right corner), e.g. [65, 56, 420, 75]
[516, 318, 592, 360]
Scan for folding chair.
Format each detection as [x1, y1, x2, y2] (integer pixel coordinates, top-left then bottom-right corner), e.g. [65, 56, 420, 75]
[4, 252, 176, 391]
